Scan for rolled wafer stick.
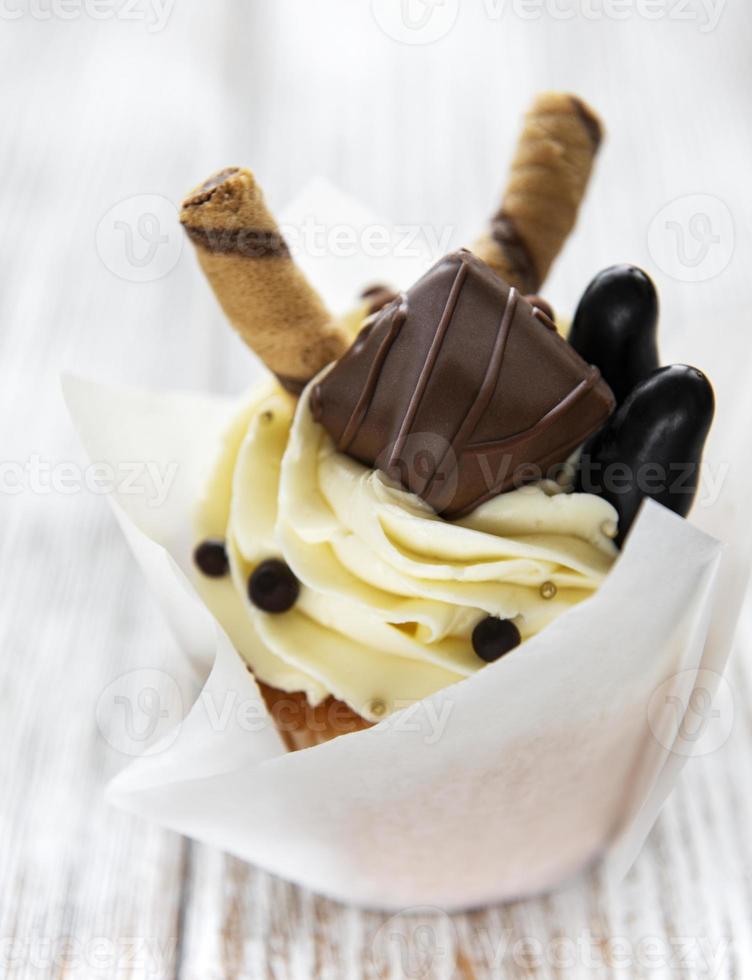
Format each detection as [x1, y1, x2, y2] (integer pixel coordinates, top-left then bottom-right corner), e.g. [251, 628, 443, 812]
[181, 167, 349, 394]
[472, 92, 603, 294]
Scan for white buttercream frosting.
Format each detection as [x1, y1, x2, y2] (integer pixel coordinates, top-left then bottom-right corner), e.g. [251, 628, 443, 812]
[194, 378, 618, 721]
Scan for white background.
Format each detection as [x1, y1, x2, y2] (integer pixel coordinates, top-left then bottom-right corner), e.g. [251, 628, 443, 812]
[2, 1, 752, 976]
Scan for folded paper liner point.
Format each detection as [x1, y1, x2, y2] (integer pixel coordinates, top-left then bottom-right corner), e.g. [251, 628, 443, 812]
[63, 181, 750, 912]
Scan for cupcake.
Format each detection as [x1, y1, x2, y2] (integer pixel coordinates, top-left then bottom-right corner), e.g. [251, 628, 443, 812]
[181, 93, 713, 751]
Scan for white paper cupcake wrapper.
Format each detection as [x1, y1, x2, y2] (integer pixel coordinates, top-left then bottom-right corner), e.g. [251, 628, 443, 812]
[63, 181, 749, 911]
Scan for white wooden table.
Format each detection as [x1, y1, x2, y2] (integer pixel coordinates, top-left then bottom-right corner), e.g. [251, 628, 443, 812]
[2, 3, 752, 976]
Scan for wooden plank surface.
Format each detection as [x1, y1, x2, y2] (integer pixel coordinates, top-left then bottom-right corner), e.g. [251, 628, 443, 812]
[2, 3, 752, 977]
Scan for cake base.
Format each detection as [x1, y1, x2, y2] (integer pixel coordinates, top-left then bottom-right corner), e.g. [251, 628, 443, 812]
[257, 681, 372, 751]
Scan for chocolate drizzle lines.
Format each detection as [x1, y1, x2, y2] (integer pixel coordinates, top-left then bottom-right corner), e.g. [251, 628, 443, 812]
[532, 307, 557, 332]
[467, 367, 602, 455]
[446, 367, 605, 517]
[184, 225, 290, 258]
[338, 300, 407, 453]
[388, 260, 469, 470]
[423, 287, 519, 499]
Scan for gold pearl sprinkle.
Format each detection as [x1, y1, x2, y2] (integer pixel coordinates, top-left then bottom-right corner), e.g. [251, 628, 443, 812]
[601, 519, 618, 540]
[540, 581, 557, 600]
[368, 698, 388, 719]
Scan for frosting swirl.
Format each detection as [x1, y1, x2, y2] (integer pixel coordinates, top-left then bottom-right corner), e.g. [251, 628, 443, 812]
[194, 379, 618, 721]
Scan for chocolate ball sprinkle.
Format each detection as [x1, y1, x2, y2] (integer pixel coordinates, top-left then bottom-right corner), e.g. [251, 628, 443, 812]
[193, 539, 229, 578]
[368, 698, 388, 718]
[540, 581, 557, 600]
[248, 559, 300, 613]
[472, 617, 521, 663]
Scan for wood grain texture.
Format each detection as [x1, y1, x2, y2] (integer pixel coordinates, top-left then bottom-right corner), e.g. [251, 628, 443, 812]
[2, 2, 752, 977]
